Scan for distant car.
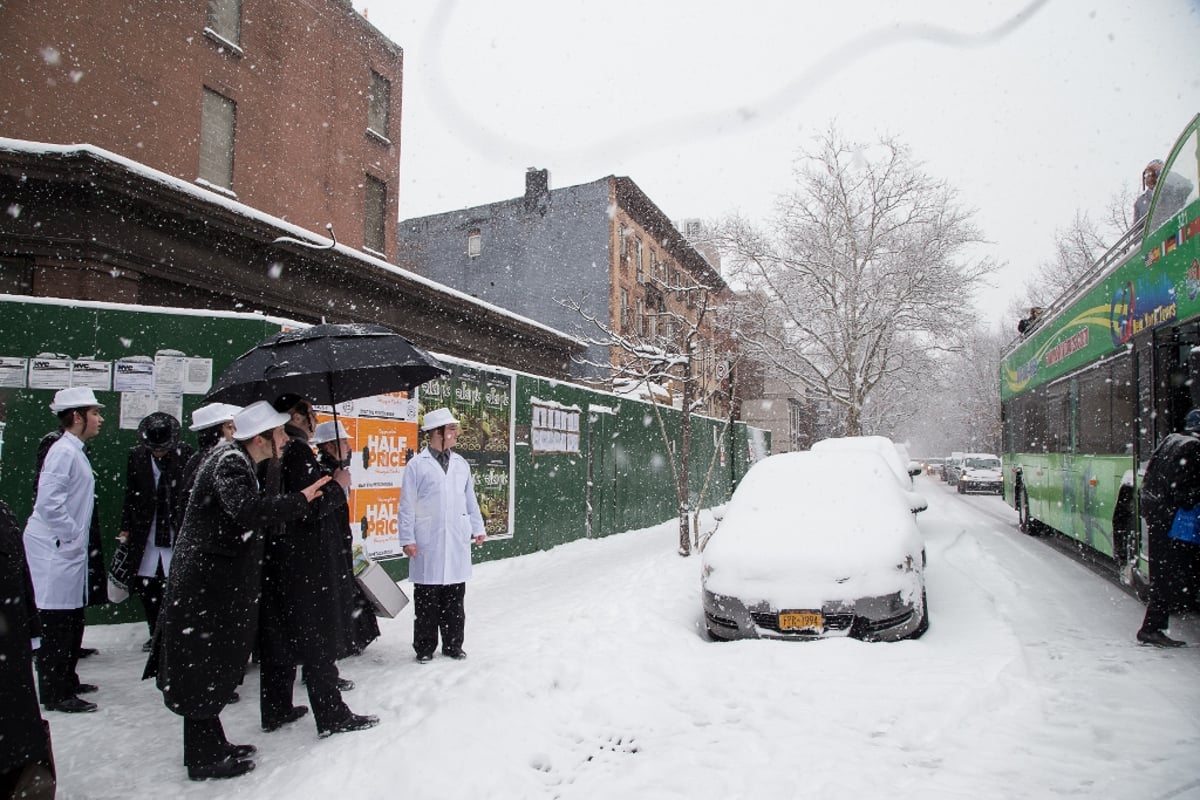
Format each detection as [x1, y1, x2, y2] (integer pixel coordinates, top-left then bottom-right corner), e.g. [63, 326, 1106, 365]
[956, 454, 1003, 495]
[701, 450, 929, 642]
[922, 457, 946, 476]
[943, 454, 966, 486]
[811, 435, 927, 513]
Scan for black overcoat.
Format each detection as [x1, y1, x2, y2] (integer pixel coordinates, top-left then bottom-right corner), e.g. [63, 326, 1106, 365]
[1140, 431, 1200, 526]
[258, 432, 374, 666]
[317, 449, 380, 654]
[146, 441, 309, 718]
[0, 501, 49, 773]
[119, 441, 194, 572]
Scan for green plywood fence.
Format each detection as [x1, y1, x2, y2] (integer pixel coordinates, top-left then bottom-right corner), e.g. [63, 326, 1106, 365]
[0, 297, 288, 624]
[0, 297, 769, 625]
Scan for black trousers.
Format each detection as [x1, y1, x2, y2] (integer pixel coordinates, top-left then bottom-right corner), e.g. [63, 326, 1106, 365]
[132, 574, 165, 637]
[182, 716, 229, 768]
[1142, 511, 1180, 631]
[260, 660, 348, 730]
[34, 608, 85, 704]
[413, 582, 466, 657]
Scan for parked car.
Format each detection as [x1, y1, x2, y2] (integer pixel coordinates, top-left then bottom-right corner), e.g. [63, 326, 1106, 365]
[956, 454, 1003, 495]
[701, 450, 929, 642]
[811, 435, 927, 512]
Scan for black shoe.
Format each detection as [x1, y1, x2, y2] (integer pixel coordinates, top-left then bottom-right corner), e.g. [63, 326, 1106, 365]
[74, 682, 99, 694]
[224, 743, 257, 759]
[442, 649, 467, 660]
[262, 705, 309, 732]
[415, 653, 433, 664]
[188, 756, 255, 781]
[44, 696, 98, 713]
[1137, 628, 1186, 648]
[318, 713, 380, 738]
[335, 677, 355, 692]
[142, 638, 153, 653]
[77, 647, 98, 659]
[228, 691, 240, 704]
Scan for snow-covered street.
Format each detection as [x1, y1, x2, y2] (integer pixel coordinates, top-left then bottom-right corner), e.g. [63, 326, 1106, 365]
[48, 475, 1200, 799]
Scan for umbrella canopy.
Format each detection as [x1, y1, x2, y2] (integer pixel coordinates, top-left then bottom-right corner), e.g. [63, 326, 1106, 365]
[205, 323, 448, 407]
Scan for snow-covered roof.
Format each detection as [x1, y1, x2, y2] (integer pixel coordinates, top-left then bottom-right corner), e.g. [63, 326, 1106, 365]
[0, 137, 583, 348]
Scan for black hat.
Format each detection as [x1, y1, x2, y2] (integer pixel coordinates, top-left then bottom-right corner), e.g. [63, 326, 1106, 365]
[272, 393, 307, 414]
[138, 412, 181, 450]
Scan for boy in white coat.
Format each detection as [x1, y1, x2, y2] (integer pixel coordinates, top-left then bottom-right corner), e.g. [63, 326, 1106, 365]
[23, 387, 105, 713]
[396, 408, 486, 663]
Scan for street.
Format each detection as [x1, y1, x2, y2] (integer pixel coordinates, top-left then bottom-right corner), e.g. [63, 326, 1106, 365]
[45, 474, 1200, 799]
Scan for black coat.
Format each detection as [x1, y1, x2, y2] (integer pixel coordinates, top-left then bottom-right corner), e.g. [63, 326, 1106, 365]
[317, 449, 380, 654]
[0, 501, 49, 773]
[258, 431, 375, 666]
[147, 441, 309, 718]
[1140, 431, 1200, 527]
[119, 441, 194, 573]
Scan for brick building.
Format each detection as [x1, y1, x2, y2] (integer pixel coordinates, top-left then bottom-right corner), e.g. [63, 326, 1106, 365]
[0, 0, 581, 376]
[398, 169, 734, 414]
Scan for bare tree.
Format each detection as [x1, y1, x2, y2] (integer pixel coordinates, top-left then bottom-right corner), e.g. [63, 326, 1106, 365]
[714, 127, 991, 436]
[559, 272, 731, 556]
[1012, 189, 1137, 318]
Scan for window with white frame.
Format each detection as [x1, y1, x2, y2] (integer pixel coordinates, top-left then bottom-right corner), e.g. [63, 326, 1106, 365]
[467, 229, 482, 258]
[368, 70, 390, 139]
[206, 0, 241, 46]
[364, 174, 387, 253]
[199, 88, 236, 189]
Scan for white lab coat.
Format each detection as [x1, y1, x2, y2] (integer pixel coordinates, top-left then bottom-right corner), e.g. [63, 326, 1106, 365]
[23, 431, 95, 609]
[396, 447, 485, 585]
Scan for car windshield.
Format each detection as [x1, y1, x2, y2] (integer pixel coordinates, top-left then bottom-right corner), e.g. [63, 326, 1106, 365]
[966, 458, 1001, 469]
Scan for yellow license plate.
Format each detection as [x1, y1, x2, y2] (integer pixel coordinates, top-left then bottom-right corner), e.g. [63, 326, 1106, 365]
[779, 611, 822, 631]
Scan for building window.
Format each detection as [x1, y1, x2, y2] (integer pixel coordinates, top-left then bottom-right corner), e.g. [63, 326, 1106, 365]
[634, 237, 644, 278]
[620, 288, 630, 331]
[619, 224, 629, 262]
[364, 174, 387, 253]
[206, 0, 241, 47]
[368, 70, 391, 140]
[198, 88, 236, 190]
[636, 298, 645, 336]
[467, 230, 482, 258]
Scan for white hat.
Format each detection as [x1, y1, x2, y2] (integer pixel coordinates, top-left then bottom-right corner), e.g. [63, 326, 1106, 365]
[49, 387, 105, 413]
[312, 419, 350, 445]
[420, 407, 460, 431]
[189, 402, 242, 432]
[232, 401, 290, 441]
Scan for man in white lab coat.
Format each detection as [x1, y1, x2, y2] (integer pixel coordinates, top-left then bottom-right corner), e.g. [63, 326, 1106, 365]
[397, 407, 486, 663]
[23, 387, 105, 713]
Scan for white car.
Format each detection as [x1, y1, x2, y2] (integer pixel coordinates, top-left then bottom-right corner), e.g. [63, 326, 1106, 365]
[701, 450, 928, 642]
[811, 435, 928, 513]
[957, 453, 1003, 495]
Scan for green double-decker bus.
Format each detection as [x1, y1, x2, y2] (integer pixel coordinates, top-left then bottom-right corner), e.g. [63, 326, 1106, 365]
[1000, 113, 1200, 597]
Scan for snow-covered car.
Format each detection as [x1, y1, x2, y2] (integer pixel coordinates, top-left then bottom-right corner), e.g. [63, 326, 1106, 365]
[956, 454, 1003, 495]
[701, 450, 928, 642]
[810, 435, 928, 513]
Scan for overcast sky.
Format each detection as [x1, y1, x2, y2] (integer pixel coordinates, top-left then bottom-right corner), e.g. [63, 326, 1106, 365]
[355, 0, 1200, 327]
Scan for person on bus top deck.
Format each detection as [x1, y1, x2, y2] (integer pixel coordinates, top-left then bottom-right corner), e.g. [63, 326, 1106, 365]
[1135, 407, 1200, 648]
[1133, 158, 1194, 226]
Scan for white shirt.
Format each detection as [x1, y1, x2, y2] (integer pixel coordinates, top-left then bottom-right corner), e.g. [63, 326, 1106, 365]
[23, 431, 95, 609]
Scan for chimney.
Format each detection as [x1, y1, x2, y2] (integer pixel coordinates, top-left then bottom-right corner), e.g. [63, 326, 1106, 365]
[524, 167, 550, 213]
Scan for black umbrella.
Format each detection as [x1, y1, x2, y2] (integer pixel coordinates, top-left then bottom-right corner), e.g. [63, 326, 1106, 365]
[206, 323, 448, 407]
